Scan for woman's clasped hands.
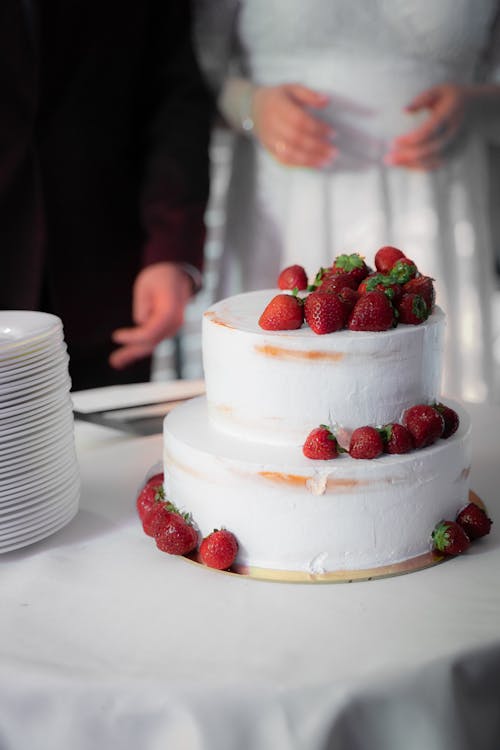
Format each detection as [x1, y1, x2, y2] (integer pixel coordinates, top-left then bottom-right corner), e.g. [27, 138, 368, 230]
[250, 81, 477, 173]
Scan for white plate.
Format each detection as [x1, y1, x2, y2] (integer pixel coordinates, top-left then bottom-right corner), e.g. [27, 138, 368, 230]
[0, 483, 80, 534]
[0, 408, 74, 446]
[0, 499, 79, 553]
[0, 329, 64, 364]
[0, 410, 74, 455]
[0, 311, 62, 353]
[0, 460, 80, 506]
[0, 482, 80, 536]
[0, 428, 77, 477]
[0, 351, 69, 392]
[0, 389, 73, 428]
[0, 448, 78, 493]
[0, 369, 71, 409]
[0, 339, 67, 378]
[0, 471, 80, 517]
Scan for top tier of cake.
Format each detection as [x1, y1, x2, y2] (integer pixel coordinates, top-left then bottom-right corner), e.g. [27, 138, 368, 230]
[203, 290, 445, 446]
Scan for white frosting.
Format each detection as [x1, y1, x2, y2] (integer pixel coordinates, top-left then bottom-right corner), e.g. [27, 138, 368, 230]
[203, 290, 445, 446]
[164, 397, 471, 573]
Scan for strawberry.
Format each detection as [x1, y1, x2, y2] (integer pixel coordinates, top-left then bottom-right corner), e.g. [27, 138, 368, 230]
[148, 502, 175, 537]
[431, 520, 470, 556]
[142, 499, 168, 536]
[338, 286, 359, 314]
[349, 426, 384, 459]
[397, 293, 429, 325]
[259, 293, 304, 331]
[403, 404, 444, 449]
[456, 503, 493, 540]
[388, 258, 418, 284]
[318, 271, 358, 293]
[154, 512, 198, 555]
[278, 264, 308, 291]
[199, 529, 238, 570]
[374, 245, 405, 274]
[137, 481, 165, 524]
[403, 275, 435, 311]
[303, 425, 339, 460]
[348, 290, 395, 331]
[380, 423, 414, 454]
[332, 253, 369, 285]
[432, 402, 459, 438]
[304, 291, 346, 334]
[357, 273, 403, 305]
[145, 472, 164, 488]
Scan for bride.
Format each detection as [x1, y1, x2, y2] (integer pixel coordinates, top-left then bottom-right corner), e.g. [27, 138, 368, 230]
[194, 0, 500, 402]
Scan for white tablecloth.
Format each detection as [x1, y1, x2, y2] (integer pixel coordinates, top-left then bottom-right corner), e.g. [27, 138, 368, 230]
[1, 386, 499, 750]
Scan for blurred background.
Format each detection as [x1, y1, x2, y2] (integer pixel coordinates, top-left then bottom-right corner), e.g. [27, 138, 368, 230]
[153, 130, 500, 402]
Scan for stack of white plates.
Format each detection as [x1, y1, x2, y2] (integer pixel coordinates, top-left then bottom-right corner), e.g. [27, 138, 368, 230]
[0, 311, 80, 553]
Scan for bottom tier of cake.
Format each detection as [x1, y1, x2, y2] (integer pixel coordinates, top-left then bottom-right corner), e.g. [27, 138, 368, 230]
[163, 397, 471, 577]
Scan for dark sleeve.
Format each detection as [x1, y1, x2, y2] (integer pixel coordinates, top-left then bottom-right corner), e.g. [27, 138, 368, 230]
[139, 1, 213, 271]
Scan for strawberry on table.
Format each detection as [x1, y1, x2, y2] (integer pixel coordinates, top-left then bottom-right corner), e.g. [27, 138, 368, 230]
[403, 275, 435, 311]
[380, 423, 414, 454]
[137, 481, 165, 524]
[144, 472, 164, 488]
[432, 402, 460, 438]
[431, 520, 470, 556]
[348, 290, 395, 331]
[397, 293, 429, 325]
[278, 264, 308, 291]
[456, 503, 492, 540]
[199, 529, 238, 570]
[303, 425, 340, 460]
[154, 512, 198, 555]
[259, 292, 304, 330]
[374, 245, 405, 274]
[349, 426, 384, 459]
[403, 404, 445, 448]
[304, 291, 346, 334]
[332, 253, 369, 286]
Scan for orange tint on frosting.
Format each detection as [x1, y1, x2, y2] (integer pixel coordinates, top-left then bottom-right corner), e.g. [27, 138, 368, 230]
[214, 403, 233, 415]
[255, 344, 344, 361]
[204, 310, 234, 329]
[326, 478, 364, 489]
[259, 472, 309, 486]
[164, 450, 206, 481]
[259, 472, 364, 489]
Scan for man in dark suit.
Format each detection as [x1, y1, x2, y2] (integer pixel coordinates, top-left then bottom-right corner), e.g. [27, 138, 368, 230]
[0, 1, 211, 390]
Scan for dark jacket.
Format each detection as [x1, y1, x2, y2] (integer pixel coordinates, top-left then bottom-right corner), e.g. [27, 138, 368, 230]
[0, 0, 211, 387]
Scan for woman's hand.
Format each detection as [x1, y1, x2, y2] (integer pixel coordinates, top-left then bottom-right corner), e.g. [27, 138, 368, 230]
[251, 83, 337, 168]
[109, 262, 193, 370]
[385, 83, 472, 171]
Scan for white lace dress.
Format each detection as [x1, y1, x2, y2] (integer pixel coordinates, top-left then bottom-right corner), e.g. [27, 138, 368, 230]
[195, 0, 500, 401]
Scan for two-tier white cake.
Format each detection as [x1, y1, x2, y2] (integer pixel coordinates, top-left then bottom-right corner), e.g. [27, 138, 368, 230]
[163, 290, 471, 580]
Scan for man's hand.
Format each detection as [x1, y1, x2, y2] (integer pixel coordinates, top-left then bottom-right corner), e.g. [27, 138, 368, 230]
[109, 262, 193, 370]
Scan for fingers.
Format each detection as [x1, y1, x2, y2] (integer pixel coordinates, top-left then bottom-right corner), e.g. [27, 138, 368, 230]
[109, 342, 155, 370]
[266, 107, 336, 166]
[254, 84, 336, 168]
[404, 87, 440, 113]
[109, 262, 191, 370]
[286, 83, 330, 108]
[110, 308, 182, 370]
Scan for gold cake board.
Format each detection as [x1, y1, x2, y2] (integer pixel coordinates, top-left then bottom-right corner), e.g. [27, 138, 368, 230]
[183, 491, 484, 585]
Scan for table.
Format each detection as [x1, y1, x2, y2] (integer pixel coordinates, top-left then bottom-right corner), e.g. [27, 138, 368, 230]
[1, 386, 500, 750]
